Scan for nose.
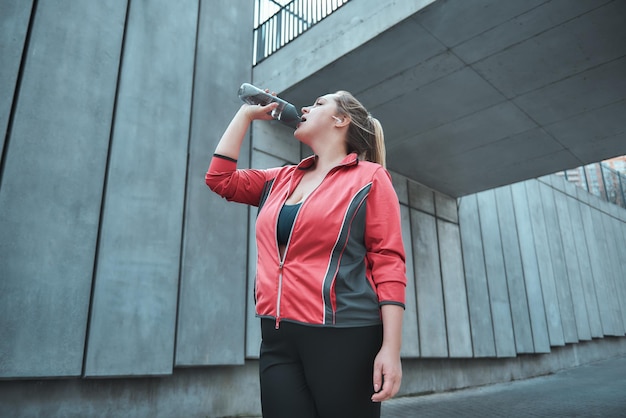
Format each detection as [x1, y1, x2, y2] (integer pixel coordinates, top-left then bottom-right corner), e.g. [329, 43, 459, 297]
[301, 106, 310, 114]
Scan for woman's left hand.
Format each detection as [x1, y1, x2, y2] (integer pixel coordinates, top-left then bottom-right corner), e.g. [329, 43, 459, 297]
[371, 344, 402, 402]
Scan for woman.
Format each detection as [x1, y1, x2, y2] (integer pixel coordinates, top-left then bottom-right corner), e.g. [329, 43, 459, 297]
[206, 89, 406, 418]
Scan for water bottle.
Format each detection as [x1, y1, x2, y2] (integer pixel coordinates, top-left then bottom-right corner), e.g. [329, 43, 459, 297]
[238, 83, 301, 129]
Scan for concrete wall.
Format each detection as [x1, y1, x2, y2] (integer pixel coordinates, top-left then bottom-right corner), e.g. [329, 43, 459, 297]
[1, 1, 626, 417]
[0, 0, 255, 379]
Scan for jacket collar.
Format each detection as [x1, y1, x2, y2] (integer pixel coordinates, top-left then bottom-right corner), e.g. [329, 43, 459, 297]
[296, 153, 359, 170]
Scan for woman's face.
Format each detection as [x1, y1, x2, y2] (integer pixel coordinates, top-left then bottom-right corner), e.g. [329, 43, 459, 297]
[294, 94, 340, 140]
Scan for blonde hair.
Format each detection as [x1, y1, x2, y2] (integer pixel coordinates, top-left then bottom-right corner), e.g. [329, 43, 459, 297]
[333, 91, 386, 168]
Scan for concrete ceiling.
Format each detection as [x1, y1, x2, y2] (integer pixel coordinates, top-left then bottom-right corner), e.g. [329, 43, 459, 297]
[277, 0, 626, 197]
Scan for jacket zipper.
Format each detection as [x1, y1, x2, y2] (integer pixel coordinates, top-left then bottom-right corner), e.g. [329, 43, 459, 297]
[275, 197, 299, 329]
[276, 260, 284, 329]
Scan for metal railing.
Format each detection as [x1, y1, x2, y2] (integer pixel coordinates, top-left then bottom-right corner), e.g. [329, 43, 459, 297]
[556, 159, 626, 209]
[253, 0, 351, 65]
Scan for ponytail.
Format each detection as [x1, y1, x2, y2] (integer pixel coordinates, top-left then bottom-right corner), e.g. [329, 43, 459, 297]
[368, 116, 386, 168]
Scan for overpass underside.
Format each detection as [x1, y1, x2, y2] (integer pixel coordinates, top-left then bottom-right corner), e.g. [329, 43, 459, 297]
[255, 0, 626, 197]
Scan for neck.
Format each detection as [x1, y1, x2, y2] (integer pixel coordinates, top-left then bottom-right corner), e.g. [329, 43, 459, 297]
[311, 147, 349, 172]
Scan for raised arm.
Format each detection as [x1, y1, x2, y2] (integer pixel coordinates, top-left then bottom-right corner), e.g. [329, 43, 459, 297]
[206, 100, 280, 206]
[214, 102, 278, 160]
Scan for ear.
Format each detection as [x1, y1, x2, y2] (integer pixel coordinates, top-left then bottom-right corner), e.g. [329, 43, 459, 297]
[333, 115, 351, 127]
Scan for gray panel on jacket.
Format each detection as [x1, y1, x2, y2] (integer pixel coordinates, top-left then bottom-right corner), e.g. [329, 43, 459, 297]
[525, 180, 565, 346]
[411, 210, 448, 357]
[458, 194, 496, 357]
[0, 0, 32, 155]
[437, 220, 472, 357]
[84, 0, 196, 376]
[494, 186, 534, 353]
[539, 183, 578, 343]
[0, 1, 125, 378]
[553, 191, 592, 341]
[476, 190, 516, 357]
[176, 2, 254, 366]
[510, 183, 551, 353]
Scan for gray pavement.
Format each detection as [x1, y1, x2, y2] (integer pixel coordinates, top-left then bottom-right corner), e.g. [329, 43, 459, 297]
[382, 355, 626, 418]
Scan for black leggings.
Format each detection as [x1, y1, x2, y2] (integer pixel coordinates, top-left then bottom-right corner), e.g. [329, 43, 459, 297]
[259, 319, 383, 418]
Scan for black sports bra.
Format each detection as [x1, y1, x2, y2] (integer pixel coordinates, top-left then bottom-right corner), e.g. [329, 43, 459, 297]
[277, 202, 302, 246]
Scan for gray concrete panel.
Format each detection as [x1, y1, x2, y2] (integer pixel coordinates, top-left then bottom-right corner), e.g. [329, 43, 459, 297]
[458, 194, 496, 357]
[476, 190, 516, 357]
[599, 212, 626, 335]
[510, 182, 551, 353]
[357, 51, 465, 114]
[590, 206, 624, 336]
[404, 102, 536, 171]
[247, 206, 261, 359]
[553, 191, 592, 341]
[378, 67, 506, 147]
[525, 181, 565, 346]
[417, 0, 544, 51]
[548, 174, 567, 193]
[84, 0, 195, 376]
[408, 180, 435, 215]
[411, 210, 448, 357]
[435, 191, 458, 224]
[472, 1, 625, 99]
[0, 0, 32, 155]
[401, 205, 420, 358]
[566, 191, 603, 338]
[547, 101, 626, 164]
[579, 203, 618, 336]
[0, 1, 125, 378]
[539, 183, 578, 344]
[494, 186, 534, 353]
[613, 216, 626, 330]
[253, 119, 301, 163]
[437, 220, 472, 358]
[515, 56, 626, 127]
[391, 172, 409, 206]
[451, 0, 605, 64]
[176, 2, 253, 366]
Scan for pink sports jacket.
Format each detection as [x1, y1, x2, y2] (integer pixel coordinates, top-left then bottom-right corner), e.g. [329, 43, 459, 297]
[206, 153, 406, 328]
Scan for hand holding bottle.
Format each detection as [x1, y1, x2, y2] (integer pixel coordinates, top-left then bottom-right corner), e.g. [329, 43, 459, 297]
[238, 83, 301, 129]
[239, 100, 280, 123]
